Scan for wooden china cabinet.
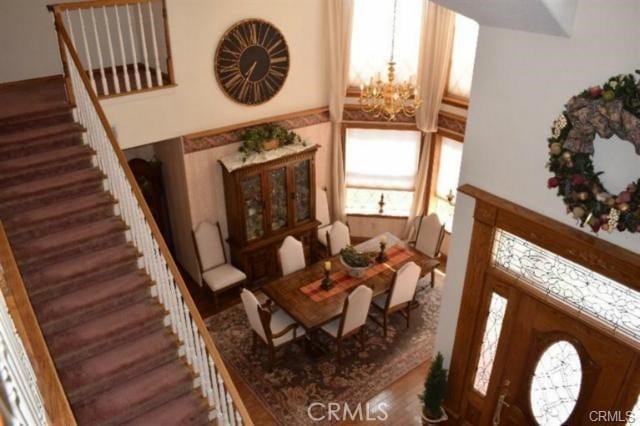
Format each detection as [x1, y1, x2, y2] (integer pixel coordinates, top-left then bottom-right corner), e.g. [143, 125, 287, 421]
[220, 146, 320, 284]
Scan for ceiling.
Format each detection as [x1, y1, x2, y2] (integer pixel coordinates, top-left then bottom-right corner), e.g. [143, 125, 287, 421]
[433, 0, 578, 37]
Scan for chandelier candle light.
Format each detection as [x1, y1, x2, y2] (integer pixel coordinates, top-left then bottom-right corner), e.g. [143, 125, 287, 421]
[359, 0, 422, 120]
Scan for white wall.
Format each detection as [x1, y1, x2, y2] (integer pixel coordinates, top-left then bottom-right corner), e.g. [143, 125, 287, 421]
[102, 0, 329, 149]
[435, 0, 640, 364]
[0, 0, 62, 82]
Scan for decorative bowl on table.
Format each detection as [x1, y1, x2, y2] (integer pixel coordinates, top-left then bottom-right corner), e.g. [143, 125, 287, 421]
[339, 246, 375, 278]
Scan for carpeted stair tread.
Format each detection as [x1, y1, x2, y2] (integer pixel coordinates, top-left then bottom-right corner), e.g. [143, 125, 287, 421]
[13, 216, 126, 264]
[48, 299, 166, 366]
[60, 328, 179, 404]
[72, 360, 194, 425]
[0, 144, 94, 174]
[36, 269, 151, 334]
[0, 121, 83, 146]
[24, 242, 138, 281]
[4, 191, 115, 236]
[0, 105, 73, 132]
[124, 392, 211, 426]
[0, 168, 103, 202]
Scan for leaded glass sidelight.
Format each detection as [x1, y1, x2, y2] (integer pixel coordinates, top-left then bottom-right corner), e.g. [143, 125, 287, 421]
[269, 168, 287, 231]
[530, 341, 582, 426]
[294, 160, 311, 222]
[241, 175, 264, 241]
[473, 293, 508, 395]
[491, 229, 640, 341]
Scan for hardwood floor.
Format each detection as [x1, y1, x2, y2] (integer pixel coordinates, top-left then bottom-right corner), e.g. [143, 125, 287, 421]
[181, 260, 442, 425]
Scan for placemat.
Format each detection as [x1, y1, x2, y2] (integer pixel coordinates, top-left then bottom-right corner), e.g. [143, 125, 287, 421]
[300, 245, 412, 302]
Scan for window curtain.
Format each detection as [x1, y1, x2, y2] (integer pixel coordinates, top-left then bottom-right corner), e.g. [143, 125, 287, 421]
[328, 0, 354, 222]
[405, 1, 455, 238]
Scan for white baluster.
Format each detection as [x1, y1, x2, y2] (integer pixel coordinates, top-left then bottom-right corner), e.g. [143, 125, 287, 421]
[209, 357, 222, 415]
[102, 7, 120, 94]
[217, 373, 231, 424]
[125, 5, 142, 90]
[227, 391, 237, 426]
[113, 6, 131, 92]
[136, 3, 153, 88]
[65, 10, 77, 50]
[147, 1, 163, 86]
[90, 7, 109, 96]
[78, 9, 97, 93]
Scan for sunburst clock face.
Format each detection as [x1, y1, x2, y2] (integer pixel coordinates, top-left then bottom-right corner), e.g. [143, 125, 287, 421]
[215, 19, 290, 105]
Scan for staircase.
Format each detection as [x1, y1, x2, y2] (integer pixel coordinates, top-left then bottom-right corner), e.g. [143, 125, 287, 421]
[0, 78, 211, 425]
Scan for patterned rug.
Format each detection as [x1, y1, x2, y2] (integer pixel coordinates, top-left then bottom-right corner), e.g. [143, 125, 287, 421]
[205, 275, 444, 425]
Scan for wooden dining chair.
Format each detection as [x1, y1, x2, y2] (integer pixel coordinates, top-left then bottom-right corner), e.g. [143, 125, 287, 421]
[370, 261, 421, 337]
[320, 285, 372, 362]
[326, 220, 351, 256]
[193, 221, 246, 306]
[240, 289, 306, 371]
[277, 235, 306, 276]
[411, 213, 444, 287]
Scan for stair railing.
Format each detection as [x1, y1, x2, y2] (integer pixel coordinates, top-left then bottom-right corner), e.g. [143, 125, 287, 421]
[51, 11, 252, 426]
[48, 0, 175, 99]
[0, 222, 77, 426]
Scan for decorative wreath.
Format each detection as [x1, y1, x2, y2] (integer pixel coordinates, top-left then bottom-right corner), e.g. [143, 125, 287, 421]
[547, 72, 640, 234]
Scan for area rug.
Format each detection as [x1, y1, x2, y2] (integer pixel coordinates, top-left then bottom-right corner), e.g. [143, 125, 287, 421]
[205, 276, 443, 425]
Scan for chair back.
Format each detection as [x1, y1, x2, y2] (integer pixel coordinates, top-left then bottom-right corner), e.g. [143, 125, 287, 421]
[278, 236, 306, 275]
[388, 262, 421, 308]
[327, 221, 350, 256]
[240, 289, 268, 342]
[316, 188, 331, 226]
[414, 214, 445, 258]
[339, 285, 372, 336]
[193, 221, 226, 271]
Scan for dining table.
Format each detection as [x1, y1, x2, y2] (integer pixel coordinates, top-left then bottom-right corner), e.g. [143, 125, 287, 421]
[261, 232, 440, 331]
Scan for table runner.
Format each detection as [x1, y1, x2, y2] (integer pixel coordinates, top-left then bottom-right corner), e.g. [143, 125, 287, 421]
[300, 245, 413, 302]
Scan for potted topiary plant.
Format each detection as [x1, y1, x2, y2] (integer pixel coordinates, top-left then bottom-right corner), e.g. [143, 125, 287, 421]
[419, 352, 448, 425]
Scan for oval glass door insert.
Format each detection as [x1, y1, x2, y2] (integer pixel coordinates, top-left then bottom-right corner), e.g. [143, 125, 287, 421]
[530, 340, 582, 425]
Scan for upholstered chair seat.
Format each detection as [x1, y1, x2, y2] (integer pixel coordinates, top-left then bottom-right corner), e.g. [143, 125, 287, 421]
[320, 285, 372, 361]
[193, 221, 246, 305]
[241, 289, 305, 371]
[370, 261, 421, 337]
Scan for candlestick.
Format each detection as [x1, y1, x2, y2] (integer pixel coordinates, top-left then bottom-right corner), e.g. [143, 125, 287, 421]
[376, 239, 388, 263]
[321, 267, 333, 290]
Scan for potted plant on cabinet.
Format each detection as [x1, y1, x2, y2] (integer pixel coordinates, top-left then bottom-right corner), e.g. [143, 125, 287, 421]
[419, 352, 448, 425]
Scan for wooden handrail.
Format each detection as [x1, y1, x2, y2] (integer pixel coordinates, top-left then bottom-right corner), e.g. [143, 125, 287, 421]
[52, 13, 253, 424]
[48, 0, 157, 13]
[0, 222, 77, 426]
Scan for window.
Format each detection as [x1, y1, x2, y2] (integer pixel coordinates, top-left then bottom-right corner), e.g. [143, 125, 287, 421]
[345, 128, 421, 216]
[349, 0, 423, 86]
[473, 292, 508, 395]
[433, 136, 463, 231]
[447, 14, 479, 99]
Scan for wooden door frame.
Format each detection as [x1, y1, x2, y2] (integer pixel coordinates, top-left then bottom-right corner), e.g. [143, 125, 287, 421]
[445, 184, 640, 424]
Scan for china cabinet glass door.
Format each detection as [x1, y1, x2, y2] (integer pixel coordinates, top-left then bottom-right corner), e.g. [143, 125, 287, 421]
[241, 174, 264, 241]
[269, 167, 288, 232]
[293, 160, 311, 223]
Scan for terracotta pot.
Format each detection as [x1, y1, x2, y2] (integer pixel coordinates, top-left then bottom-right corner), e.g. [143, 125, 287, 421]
[263, 138, 280, 151]
[421, 409, 448, 426]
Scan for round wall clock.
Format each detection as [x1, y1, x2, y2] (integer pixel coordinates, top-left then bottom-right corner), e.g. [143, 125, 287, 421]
[215, 19, 290, 105]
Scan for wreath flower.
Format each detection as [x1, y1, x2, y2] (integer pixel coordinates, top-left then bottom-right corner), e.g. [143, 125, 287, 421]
[547, 72, 640, 234]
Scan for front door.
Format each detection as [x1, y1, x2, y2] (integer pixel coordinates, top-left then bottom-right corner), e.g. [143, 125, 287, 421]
[480, 277, 637, 425]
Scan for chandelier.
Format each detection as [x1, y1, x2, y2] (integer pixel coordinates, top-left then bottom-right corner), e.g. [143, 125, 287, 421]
[359, 0, 422, 121]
